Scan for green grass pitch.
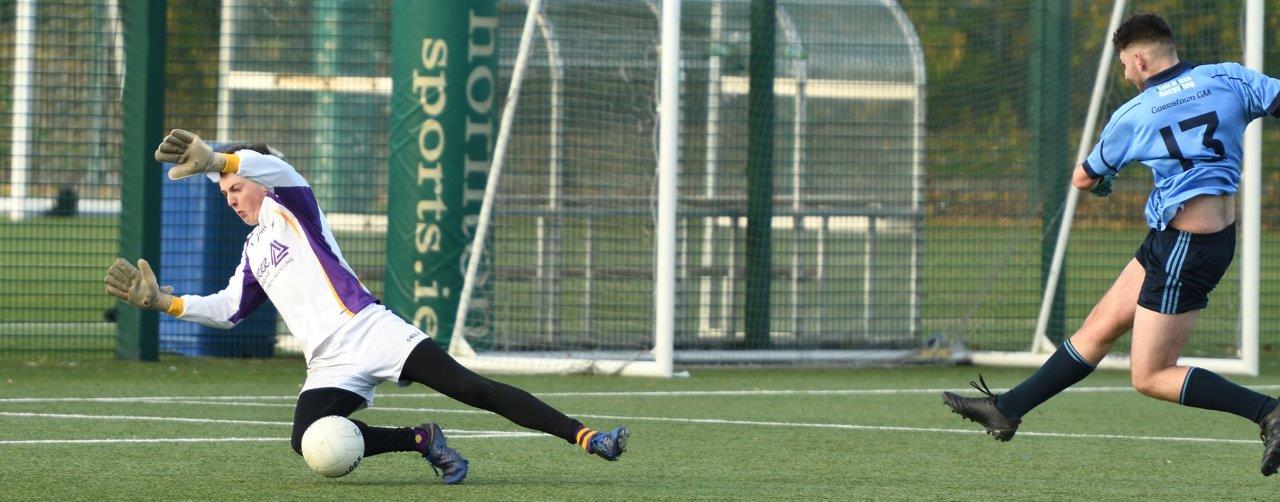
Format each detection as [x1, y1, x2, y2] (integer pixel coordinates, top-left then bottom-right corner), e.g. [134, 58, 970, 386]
[3, 357, 1280, 500]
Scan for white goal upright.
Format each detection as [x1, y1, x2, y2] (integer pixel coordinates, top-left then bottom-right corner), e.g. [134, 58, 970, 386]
[447, 0, 682, 377]
[446, 0, 927, 376]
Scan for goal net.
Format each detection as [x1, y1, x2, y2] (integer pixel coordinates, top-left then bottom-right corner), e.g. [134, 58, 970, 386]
[450, 0, 926, 375]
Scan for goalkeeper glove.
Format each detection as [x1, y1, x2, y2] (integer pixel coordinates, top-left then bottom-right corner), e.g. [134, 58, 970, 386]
[153, 129, 227, 180]
[104, 258, 178, 314]
[1089, 176, 1114, 197]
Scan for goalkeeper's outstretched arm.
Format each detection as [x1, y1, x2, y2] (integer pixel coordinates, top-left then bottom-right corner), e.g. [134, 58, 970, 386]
[104, 258, 180, 315]
[154, 129, 230, 181]
[104, 254, 267, 330]
[154, 128, 307, 190]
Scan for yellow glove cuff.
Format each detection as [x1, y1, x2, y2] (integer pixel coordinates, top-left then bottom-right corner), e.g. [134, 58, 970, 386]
[165, 296, 185, 316]
[220, 152, 240, 174]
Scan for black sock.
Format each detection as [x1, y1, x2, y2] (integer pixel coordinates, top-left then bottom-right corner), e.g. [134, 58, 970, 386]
[995, 340, 1096, 419]
[349, 419, 417, 456]
[399, 340, 586, 444]
[1180, 367, 1280, 423]
[477, 379, 586, 443]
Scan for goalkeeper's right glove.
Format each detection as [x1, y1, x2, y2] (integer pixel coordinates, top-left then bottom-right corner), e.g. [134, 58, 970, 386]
[1089, 175, 1114, 197]
[153, 129, 227, 180]
[104, 258, 180, 314]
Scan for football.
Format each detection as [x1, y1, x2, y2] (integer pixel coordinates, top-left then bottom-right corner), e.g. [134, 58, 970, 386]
[301, 415, 365, 478]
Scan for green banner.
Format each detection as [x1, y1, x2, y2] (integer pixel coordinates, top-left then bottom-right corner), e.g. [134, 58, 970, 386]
[387, 0, 497, 348]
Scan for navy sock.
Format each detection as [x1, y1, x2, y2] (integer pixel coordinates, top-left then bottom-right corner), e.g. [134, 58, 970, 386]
[1180, 367, 1280, 423]
[995, 340, 1096, 419]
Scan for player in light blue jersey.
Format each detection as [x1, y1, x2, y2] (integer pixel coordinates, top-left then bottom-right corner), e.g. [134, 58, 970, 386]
[942, 13, 1280, 476]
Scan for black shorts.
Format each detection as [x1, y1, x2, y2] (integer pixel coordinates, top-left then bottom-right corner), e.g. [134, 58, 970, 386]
[1134, 223, 1235, 314]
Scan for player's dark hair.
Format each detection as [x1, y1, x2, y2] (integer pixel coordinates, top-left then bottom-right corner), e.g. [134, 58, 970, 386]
[216, 143, 281, 158]
[1112, 13, 1175, 53]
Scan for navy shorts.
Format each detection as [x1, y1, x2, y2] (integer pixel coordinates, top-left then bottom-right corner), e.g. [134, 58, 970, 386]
[1134, 224, 1235, 314]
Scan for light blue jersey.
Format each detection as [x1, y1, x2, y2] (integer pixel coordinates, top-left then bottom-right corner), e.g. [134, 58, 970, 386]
[1083, 61, 1280, 229]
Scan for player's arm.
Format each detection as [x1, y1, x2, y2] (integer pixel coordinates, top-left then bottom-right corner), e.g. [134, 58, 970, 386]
[1073, 164, 1099, 190]
[1073, 163, 1113, 197]
[153, 129, 232, 181]
[153, 129, 307, 189]
[228, 145, 326, 222]
[104, 258, 181, 315]
[172, 255, 270, 329]
[105, 254, 267, 329]
[1076, 105, 1135, 197]
[226, 148, 309, 190]
[1217, 63, 1280, 120]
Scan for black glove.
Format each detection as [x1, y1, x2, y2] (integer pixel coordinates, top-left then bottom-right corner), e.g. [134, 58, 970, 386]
[1089, 176, 1113, 197]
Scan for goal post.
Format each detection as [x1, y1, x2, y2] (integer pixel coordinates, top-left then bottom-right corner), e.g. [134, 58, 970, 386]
[446, 0, 681, 377]
[444, 0, 927, 376]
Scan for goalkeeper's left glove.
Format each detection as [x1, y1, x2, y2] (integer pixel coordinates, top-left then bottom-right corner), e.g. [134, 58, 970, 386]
[104, 258, 178, 314]
[1089, 176, 1114, 197]
[154, 129, 227, 180]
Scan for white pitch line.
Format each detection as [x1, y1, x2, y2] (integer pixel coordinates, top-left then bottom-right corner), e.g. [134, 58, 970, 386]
[7, 426, 1250, 447]
[0, 437, 285, 445]
[3, 384, 1278, 403]
[2, 385, 1274, 448]
[562, 413, 1260, 445]
[447, 432, 546, 439]
[0, 396, 297, 403]
[52, 400, 1257, 448]
[0, 411, 291, 426]
[382, 384, 1280, 397]
[129, 400, 497, 417]
[0, 432, 541, 446]
[0, 412, 542, 439]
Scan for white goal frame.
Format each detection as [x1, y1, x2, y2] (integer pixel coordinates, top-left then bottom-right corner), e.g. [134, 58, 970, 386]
[445, 0, 928, 376]
[445, 0, 683, 377]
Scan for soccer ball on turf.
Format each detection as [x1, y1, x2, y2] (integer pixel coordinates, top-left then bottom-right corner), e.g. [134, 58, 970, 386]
[301, 415, 364, 478]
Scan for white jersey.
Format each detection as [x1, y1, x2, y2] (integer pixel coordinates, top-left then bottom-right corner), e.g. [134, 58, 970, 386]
[174, 150, 380, 362]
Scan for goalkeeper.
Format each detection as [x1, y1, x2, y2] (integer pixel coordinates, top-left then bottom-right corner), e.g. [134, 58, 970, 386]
[942, 12, 1280, 476]
[104, 129, 629, 485]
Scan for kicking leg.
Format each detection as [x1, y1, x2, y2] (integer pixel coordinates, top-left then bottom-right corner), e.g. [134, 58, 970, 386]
[995, 258, 1145, 417]
[1066, 258, 1144, 363]
[942, 259, 1142, 440]
[399, 340, 629, 460]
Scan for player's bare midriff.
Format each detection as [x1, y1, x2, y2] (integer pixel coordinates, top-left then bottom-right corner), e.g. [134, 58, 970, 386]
[1169, 193, 1235, 234]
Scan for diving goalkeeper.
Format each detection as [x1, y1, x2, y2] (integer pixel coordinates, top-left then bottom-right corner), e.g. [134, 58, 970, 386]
[104, 129, 629, 485]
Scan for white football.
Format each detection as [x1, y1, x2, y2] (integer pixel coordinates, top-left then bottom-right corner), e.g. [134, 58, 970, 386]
[301, 415, 364, 478]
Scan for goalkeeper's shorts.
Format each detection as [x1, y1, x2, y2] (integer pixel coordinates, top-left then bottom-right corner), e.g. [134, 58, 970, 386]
[301, 304, 431, 406]
[1134, 223, 1235, 315]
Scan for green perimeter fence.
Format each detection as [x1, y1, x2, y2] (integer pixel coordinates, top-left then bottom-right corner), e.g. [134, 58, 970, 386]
[4, 1, 1280, 361]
